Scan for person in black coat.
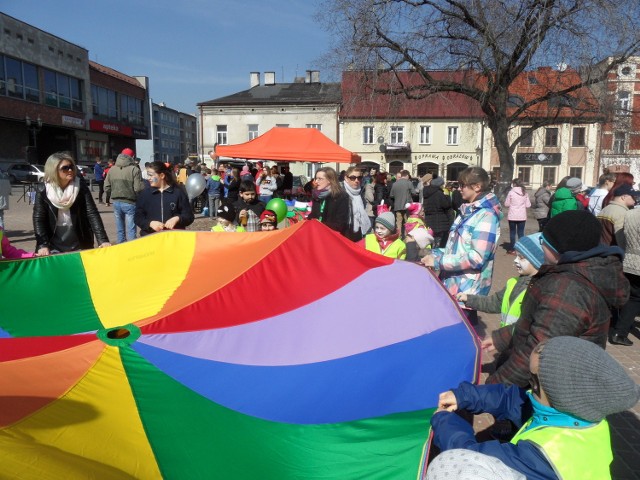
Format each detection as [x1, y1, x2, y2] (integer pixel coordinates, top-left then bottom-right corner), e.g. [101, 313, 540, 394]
[423, 176, 453, 248]
[308, 167, 350, 236]
[135, 161, 194, 236]
[33, 152, 111, 255]
[373, 172, 390, 215]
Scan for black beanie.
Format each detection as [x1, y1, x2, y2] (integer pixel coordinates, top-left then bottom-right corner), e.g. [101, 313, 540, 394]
[543, 210, 601, 253]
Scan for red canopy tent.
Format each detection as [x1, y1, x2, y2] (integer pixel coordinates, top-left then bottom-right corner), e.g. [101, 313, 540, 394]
[215, 127, 361, 164]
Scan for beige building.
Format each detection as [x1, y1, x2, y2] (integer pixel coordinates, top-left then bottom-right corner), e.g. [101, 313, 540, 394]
[485, 122, 600, 188]
[340, 71, 485, 180]
[197, 71, 341, 177]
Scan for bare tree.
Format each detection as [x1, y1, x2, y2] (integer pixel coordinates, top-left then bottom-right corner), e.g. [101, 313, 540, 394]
[318, 0, 640, 187]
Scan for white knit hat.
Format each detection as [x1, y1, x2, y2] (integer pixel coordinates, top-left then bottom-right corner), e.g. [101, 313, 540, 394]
[426, 449, 525, 480]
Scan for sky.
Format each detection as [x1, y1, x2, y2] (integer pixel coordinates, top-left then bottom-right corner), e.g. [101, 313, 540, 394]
[1, 0, 332, 115]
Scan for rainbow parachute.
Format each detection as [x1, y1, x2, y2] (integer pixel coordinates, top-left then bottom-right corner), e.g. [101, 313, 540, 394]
[0, 221, 479, 479]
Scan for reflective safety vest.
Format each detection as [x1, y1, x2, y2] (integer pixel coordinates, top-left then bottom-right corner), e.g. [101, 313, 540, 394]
[511, 418, 612, 480]
[364, 234, 406, 259]
[500, 277, 526, 327]
[211, 224, 245, 233]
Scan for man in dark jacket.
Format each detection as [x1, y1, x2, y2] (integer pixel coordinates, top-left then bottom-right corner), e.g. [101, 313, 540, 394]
[483, 210, 630, 387]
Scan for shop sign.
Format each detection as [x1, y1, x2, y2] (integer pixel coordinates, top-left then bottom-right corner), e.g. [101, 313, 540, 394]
[62, 115, 85, 128]
[516, 152, 562, 165]
[89, 120, 133, 136]
[132, 127, 149, 138]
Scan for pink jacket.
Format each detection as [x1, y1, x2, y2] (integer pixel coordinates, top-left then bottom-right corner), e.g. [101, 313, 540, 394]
[505, 188, 531, 221]
[1, 230, 34, 259]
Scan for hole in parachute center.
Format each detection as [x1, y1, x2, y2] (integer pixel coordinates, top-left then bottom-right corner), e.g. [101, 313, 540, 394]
[106, 328, 131, 339]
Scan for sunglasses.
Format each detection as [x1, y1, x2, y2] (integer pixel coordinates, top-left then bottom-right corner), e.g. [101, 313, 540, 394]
[59, 165, 74, 172]
[347, 175, 363, 181]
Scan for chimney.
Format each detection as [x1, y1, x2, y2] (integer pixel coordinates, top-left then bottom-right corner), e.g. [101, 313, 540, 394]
[305, 70, 312, 83]
[264, 71, 275, 85]
[250, 72, 260, 88]
[311, 70, 320, 83]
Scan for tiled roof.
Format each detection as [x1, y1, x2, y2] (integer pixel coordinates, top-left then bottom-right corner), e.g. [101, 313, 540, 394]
[341, 70, 485, 119]
[341, 69, 600, 121]
[89, 61, 144, 88]
[198, 82, 342, 106]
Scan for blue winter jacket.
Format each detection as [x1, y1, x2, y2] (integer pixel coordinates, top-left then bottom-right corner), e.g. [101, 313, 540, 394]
[206, 175, 224, 197]
[431, 382, 558, 480]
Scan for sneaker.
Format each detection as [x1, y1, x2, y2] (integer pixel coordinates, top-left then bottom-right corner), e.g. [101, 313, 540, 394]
[105, 203, 111, 207]
[609, 333, 633, 346]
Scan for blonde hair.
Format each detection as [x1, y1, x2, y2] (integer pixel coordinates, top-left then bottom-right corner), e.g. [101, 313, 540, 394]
[44, 152, 76, 188]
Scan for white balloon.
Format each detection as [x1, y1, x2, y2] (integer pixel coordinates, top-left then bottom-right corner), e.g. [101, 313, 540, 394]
[186, 174, 207, 200]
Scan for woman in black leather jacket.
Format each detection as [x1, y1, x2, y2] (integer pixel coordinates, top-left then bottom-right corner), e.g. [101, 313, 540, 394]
[33, 152, 111, 255]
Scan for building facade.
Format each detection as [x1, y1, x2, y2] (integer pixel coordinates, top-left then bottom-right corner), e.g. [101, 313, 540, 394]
[340, 71, 485, 180]
[151, 102, 197, 164]
[0, 13, 150, 168]
[197, 71, 341, 176]
[597, 56, 640, 180]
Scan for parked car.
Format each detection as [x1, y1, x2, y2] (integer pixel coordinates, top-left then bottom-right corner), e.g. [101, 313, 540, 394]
[76, 165, 95, 183]
[4, 163, 45, 183]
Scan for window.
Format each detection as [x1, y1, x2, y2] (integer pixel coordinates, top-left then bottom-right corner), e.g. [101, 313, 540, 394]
[542, 167, 556, 185]
[248, 124, 258, 141]
[91, 85, 117, 119]
[613, 132, 626, 154]
[569, 167, 583, 180]
[520, 127, 533, 147]
[419, 125, 431, 144]
[363, 126, 374, 144]
[617, 91, 630, 115]
[447, 126, 459, 145]
[491, 167, 500, 184]
[43, 69, 83, 112]
[121, 94, 143, 125]
[572, 127, 586, 147]
[306, 124, 322, 130]
[507, 95, 525, 107]
[0, 55, 40, 102]
[216, 125, 228, 145]
[390, 126, 404, 144]
[517, 167, 531, 184]
[23, 63, 39, 102]
[544, 128, 558, 147]
[276, 123, 289, 128]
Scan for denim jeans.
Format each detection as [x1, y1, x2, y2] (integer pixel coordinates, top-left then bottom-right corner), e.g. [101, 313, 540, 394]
[113, 201, 137, 243]
[208, 195, 220, 218]
[508, 220, 526, 250]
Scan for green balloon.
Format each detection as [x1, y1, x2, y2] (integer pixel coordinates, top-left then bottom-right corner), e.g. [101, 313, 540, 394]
[266, 198, 288, 223]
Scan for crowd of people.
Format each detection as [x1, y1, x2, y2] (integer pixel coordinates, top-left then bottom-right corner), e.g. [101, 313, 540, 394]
[1, 150, 639, 479]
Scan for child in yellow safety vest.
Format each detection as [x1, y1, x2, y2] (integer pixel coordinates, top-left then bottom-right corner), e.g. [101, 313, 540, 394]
[457, 233, 544, 328]
[429, 336, 639, 480]
[211, 204, 245, 232]
[361, 212, 406, 259]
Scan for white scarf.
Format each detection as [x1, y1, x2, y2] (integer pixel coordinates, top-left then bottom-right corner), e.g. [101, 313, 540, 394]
[46, 178, 80, 226]
[343, 182, 371, 234]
